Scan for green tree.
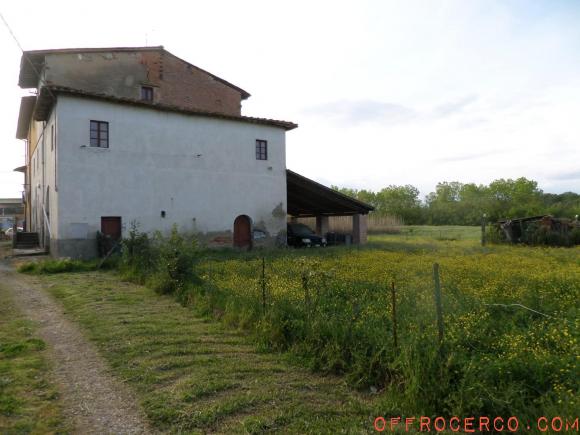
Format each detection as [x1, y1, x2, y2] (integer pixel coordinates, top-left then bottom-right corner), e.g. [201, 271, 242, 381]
[375, 185, 423, 224]
[487, 177, 543, 221]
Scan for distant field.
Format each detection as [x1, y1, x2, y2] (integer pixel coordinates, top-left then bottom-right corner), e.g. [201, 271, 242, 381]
[392, 225, 481, 240]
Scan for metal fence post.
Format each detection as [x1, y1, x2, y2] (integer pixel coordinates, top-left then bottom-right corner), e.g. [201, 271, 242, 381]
[391, 281, 398, 350]
[433, 263, 444, 345]
[261, 257, 266, 313]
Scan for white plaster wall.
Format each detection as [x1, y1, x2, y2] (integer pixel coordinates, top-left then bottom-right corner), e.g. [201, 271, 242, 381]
[28, 109, 59, 243]
[55, 95, 288, 242]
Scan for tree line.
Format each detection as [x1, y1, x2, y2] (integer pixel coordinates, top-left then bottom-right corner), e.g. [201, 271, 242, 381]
[333, 177, 580, 225]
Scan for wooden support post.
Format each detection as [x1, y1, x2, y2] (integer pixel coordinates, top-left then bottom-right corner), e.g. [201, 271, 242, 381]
[433, 263, 444, 345]
[391, 281, 398, 350]
[316, 215, 329, 236]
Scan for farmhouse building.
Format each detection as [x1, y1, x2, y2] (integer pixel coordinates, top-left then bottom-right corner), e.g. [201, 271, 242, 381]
[15, 46, 371, 258]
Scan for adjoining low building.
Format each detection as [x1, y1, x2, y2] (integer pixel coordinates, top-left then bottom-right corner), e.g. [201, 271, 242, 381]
[14, 46, 372, 258]
[0, 198, 24, 233]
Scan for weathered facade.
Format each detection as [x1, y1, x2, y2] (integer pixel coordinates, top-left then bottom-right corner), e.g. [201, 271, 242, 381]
[19, 47, 249, 116]
[16, 46, 296, 258]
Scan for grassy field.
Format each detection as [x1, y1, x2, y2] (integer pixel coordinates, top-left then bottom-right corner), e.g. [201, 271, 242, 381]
[32, 272, 379, 433]
[189, 226, 579, 421]
[395, 225, 481, 240]
[18, 227, 580, 431]
[0, 278, 67, 433]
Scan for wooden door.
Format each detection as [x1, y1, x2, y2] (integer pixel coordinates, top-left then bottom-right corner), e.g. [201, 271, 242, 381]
[101, 216, 122, 241]
[233, 215, 251, 249]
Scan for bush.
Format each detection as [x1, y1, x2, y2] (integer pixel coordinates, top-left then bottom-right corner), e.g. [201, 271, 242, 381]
[118, 221, 155, 283]
[119, 223, 202, 295]
[570, 228, 580, 245]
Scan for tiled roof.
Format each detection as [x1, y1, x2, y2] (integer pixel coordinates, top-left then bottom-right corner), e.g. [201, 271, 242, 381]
[34, 85, 298, 131]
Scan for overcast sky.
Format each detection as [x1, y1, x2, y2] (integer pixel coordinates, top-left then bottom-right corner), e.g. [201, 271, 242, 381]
[1, 0, 579, 199]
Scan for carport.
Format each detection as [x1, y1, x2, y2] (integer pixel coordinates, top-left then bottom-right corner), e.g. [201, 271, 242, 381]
[286, 170, 374, 244]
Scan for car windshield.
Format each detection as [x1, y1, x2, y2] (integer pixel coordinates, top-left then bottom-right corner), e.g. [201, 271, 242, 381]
[289, 224, 314, 237]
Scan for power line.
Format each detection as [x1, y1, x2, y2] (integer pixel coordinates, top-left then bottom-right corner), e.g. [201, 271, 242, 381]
[0, 10, 24, 52]
[0, 10, 55, 100]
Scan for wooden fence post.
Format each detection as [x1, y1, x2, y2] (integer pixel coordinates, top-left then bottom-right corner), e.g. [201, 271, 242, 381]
[391, 281, 398, 350]
[432, 263, 444, 345]
[481, 213, 487, 246]
[302, 271, 310, 313]
[261, 257, 266, 313]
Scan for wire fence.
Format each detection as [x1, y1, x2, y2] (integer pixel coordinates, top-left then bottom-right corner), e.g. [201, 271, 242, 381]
[202, 255, 578, 356]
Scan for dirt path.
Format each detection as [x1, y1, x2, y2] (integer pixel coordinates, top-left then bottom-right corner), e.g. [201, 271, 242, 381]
[0, 261, 153, 434]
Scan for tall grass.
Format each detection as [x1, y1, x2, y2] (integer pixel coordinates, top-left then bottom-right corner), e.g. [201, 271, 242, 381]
[18, 258, 100, 274]
[118, 226, 579, 421]
[22, 226, 576, 421]
[118, 222, 202, 296]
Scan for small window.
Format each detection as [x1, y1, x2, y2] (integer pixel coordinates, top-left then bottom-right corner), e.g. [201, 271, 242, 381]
[90, 121, 109, 148]
[256, 139, 268, 160]
[141, 86, 154, 102]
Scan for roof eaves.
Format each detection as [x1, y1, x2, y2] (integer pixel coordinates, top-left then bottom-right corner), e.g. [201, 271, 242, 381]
[16, 96, 37, 139]
[286, 169, 375, 212]
[37, 86, 297, 130]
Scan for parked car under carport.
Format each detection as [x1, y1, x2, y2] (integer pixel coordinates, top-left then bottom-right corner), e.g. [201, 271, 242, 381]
[287, 223, 326, 247]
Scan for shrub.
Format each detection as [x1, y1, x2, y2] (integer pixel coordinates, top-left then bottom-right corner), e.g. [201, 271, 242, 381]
[119, 223, 202, 295]
[119, 221, 155, 283]
[570, 228, 580, 245]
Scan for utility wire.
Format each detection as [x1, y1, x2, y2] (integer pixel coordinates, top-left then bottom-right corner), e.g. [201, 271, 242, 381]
[0, 10, 55, 100]
[0, 10, 24, 51]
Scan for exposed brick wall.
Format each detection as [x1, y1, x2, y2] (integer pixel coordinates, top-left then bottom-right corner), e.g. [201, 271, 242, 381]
[140, 51, 243, 115]
[44, 49, 244, 116]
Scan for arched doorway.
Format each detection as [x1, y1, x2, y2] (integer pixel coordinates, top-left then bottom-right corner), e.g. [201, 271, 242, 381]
[233, 215, 252, 249]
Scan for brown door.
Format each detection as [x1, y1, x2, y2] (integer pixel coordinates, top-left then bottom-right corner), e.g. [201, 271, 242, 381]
[233, 215, 252, 249]
[101, 217, 122, 241]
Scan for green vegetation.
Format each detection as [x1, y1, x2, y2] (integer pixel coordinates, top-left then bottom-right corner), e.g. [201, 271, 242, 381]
[334, 177, 580, 224]
[118, 222, 201, 294]
[18, 258, 99, 274]
[398, 225, 480, 241]
[21, 226, 579, 429]
[38, 272, 377, 433]
[188, 234, 579, 422]
[0, 282, 67, 433]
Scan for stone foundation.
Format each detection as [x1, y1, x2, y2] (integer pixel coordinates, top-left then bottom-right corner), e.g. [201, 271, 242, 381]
[50, 238, 98, 259]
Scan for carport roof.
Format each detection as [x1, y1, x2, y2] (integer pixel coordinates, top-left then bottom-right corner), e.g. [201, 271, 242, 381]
[286, 170, 374, 217]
